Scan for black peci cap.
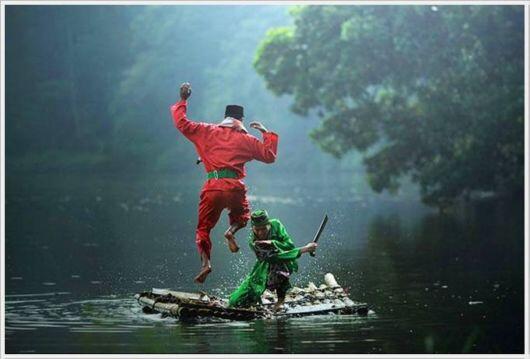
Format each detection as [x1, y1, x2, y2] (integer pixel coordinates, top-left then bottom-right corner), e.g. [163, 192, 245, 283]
[225, 105, 244, 120]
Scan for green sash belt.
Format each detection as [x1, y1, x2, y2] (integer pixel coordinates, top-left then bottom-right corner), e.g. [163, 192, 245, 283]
[207, 168, 239, 180]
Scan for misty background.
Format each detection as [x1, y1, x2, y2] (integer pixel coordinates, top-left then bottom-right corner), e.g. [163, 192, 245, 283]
[6, 6, 370, 186]
[4, 5, 524, 354]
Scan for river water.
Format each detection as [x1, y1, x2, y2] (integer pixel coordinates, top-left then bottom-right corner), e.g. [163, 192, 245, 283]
[4, 173, 524, 354]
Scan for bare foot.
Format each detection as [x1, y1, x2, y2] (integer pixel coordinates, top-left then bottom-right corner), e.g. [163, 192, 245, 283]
[273, 302, 285, 312]
[194, 266, 212, 284]
[224, 229, 240, 253]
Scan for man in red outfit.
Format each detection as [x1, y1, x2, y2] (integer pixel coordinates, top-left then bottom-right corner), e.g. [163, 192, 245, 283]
[171, 82, 279, 283]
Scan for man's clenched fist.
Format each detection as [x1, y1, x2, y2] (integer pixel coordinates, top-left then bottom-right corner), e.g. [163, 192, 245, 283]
[180, 82, 192, 100]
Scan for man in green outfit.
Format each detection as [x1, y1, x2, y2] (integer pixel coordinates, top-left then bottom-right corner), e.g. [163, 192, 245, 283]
[228, 210, 317, 311]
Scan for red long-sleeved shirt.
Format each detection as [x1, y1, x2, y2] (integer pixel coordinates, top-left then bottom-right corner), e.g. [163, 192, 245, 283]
[171, 100, 279, 192]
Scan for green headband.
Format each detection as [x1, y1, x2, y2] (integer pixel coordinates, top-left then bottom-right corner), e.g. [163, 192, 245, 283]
[251, 209, 270, 227]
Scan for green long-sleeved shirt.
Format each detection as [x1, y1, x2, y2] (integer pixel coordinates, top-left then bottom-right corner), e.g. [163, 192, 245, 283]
[228, 219, 301, 308]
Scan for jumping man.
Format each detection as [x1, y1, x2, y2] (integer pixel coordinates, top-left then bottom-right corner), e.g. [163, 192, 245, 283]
[171, 82, 279, 283]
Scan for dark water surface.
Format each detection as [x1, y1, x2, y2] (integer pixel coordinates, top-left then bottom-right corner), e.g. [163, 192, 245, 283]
[5, 173, 524, 354]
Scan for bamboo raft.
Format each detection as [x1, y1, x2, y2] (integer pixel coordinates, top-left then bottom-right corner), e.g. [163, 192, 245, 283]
[135, 273, 369, 321]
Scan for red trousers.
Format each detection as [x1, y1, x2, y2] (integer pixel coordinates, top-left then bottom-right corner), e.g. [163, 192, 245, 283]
[196, 190, 250, 259]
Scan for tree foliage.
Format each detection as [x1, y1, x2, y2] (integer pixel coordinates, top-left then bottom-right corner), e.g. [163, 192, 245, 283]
[254, 6, 524, 206]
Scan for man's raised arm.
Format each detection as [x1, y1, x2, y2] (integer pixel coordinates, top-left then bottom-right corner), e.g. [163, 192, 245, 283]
[170, 82, 208, 142]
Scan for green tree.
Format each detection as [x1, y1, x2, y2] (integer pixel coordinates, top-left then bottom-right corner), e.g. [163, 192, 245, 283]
[254, 5, 524, 206]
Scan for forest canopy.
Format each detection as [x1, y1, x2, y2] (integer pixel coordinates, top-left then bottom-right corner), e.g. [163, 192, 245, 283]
[254, 6, 524, 206]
